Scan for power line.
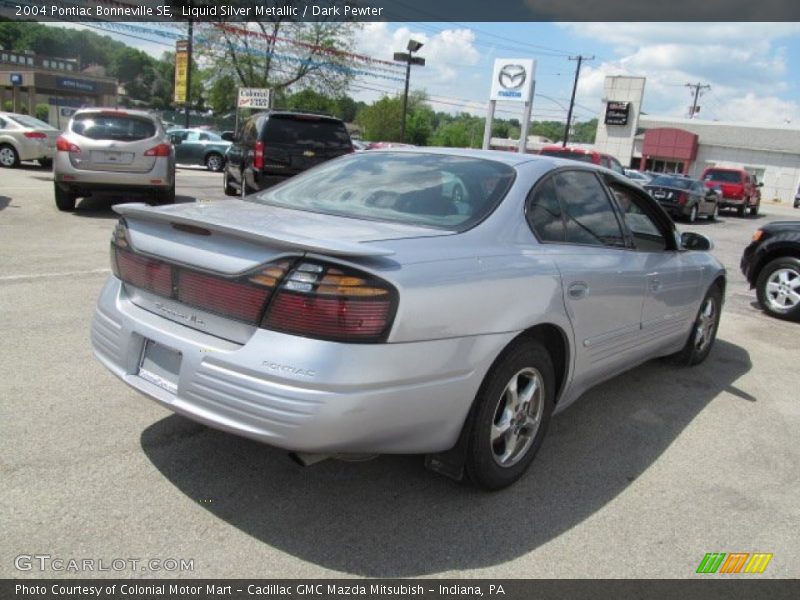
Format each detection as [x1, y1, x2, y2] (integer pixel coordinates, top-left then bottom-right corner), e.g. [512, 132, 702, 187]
[686, 82, 711, 119]
[563, 55, 594, 146]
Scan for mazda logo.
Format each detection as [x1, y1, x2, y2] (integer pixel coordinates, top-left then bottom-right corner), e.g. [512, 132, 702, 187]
[498, 64, 526, 90]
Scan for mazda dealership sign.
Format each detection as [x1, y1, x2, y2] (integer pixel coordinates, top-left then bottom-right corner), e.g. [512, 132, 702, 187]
[490, 59, 535, 103]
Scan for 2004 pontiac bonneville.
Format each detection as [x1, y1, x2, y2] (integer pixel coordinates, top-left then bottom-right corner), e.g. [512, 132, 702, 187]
[91, 149, 725, 489]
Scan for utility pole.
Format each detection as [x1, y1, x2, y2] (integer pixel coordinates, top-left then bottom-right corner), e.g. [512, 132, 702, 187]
[563, 55, 593, 147]
[686, 82, 710, 119]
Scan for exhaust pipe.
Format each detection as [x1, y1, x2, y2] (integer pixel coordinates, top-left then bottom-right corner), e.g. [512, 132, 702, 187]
[288, 452, 330, 467]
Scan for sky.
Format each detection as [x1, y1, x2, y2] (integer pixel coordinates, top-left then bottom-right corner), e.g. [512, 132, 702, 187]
[51, 21, 800, 126]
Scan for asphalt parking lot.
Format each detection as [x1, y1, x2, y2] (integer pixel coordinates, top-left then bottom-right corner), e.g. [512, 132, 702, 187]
[1, 163, 798, 579]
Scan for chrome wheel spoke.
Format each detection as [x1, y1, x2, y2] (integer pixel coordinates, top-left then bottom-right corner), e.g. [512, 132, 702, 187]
[490, 366, 545, 468]
[491, 410, 513, 443]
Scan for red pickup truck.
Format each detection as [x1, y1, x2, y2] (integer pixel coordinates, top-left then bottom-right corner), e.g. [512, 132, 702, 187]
[701, 167, 762, 217]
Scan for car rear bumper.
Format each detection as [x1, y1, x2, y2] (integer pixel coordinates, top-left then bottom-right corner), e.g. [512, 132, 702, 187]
[91, 277, 514, 454]
[54, 154, 174, 188]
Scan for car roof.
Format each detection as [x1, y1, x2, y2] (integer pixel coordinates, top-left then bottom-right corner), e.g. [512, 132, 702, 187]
[370, 146, 554, 167]
[247, 110, 344, 123]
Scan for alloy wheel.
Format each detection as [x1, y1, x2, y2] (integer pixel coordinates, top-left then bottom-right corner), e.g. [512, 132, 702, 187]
[490, 367, 545, 468]
[765, 268, 800, 312]
[693, 296, 717, 353]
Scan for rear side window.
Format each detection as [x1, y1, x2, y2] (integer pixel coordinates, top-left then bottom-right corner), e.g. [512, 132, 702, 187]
[71, 114, 156, 141]
[555, 171, 625, 247]
[703, 170, 741, 183]
[263, 116, 351, 151]
[527, 177, 565, 242]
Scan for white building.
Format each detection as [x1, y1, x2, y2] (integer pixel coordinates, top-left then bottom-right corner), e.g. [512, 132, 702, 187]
[594, 76, 800, 203]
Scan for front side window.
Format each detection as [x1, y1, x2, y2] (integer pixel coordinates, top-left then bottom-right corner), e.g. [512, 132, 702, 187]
[252, 152, 515, 231]
[610, 184, 668, 252]
[555, 171, 625, 247]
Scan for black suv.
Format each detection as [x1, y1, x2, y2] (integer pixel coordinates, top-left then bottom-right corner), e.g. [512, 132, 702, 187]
[741, 221, 800, 321]
[223, 111, 352, 195]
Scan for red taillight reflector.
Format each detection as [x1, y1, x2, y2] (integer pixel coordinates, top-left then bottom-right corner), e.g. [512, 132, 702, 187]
[24, 131, 47, 139]
[55, 136, 80, 153]
[115, 249, 173, 297]
[265, 292, 392, 342]
[144, 144, 171, 157]
[62, 175, 75, 181]
[677, 192, 688, 205]
[178, 271, 270, 324]
[254, 141, 264, 169]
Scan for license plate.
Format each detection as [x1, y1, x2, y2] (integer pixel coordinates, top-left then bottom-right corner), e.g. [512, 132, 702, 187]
[92, 151, 133, 165]
[138, 340, 181, 394]
[653, 190, 666, 198]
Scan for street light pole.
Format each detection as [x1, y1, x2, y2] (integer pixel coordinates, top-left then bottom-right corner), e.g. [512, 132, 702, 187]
[393, 40, 425, 143]
[563, 55, 593, 147]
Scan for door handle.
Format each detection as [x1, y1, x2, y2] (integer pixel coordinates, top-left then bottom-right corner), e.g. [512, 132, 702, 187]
[568, 282, 589, 299]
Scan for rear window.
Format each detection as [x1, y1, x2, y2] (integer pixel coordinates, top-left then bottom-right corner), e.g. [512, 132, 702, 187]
[252, 152, 516, 231]
[649, 175, 693, 189]
[263, 115, 351, 152]
[71, 114, 157, 142]
[8, 115, 55, 129]
[539, 149, 596, 163]
[703, 170, 742, 183]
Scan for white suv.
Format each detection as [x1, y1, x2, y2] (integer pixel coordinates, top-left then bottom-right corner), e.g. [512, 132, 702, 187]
[53, 108, 175, 211]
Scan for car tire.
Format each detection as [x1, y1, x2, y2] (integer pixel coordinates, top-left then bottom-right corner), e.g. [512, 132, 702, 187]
[223, 170, 238, 196]
[0, 143, 19, 168]
[205, 152, 225, 172]
[794, 198, 800, 209]
[755, 257, 800, 321]
[737, 199, 748, 218]
[39, 158, 53, 169]
[54, 184, 76, 212]
[707, 202, 719, 221]
[749, 201, 759, 217]
[154, 185, 176, 205]
[674, 284, 722, 366]
[464, 340, 555, 490]
[687, 204, 698, 223]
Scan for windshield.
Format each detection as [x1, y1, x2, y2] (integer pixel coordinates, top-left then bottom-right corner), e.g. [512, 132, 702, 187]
[649, 175, 693, 189]
[251, 152, 516, 231]
[539, 149, 595, 163]
[71, 114, 157, 141]
[8, 114, 56, 129]
[703, 170, 741, 183]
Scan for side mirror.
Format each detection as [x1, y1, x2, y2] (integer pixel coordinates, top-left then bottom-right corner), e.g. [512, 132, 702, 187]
[681, 231, 714, 251]
[221, 131, 235, 142]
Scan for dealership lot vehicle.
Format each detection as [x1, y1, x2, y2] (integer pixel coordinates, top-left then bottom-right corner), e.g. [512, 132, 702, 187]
[645, 174, 720, 223]
[538, 145, 625, 174]
[702, 166, 761, 217]
[741, 221, 800, 321]
[0, 111, 59, 168]
[91, 149, 725, 490]
[623, 168, 653, 185]
[53, 108, 175, 211]
[223, 111, 353, 195]
[168, 128, 231, 171]
[2, 164, 798, 577]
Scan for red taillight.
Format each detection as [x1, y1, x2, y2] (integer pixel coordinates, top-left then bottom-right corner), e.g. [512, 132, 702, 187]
[144, 143, 171, 157]
[263, 262, 396, 343]
[115, 249, 173, 297]
[178, 271, 271, 323]
[55, 136, 81, 153]
[254, 141, 264, 169]
[677, 192, 689, 205]
[24, 131, 47, 139]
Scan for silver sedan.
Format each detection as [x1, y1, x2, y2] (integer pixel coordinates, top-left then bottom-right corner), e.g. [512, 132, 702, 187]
[0, 111, 59, 168]
[91, 149, 725, 490]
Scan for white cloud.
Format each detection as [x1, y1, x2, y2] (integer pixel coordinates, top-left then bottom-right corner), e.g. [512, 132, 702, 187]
[559, 23, 800, 125]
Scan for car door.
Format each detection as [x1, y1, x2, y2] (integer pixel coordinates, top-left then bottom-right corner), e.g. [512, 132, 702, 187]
[224, 119, 255, 189]
[526, 169, 648, 392]
[608, 181, 704, 354]
[691, 180, 711, 215]
[170, 130, 190, 163]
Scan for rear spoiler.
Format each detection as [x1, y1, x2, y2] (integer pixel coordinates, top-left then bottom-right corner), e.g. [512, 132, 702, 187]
[113, 203, 396, 258]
